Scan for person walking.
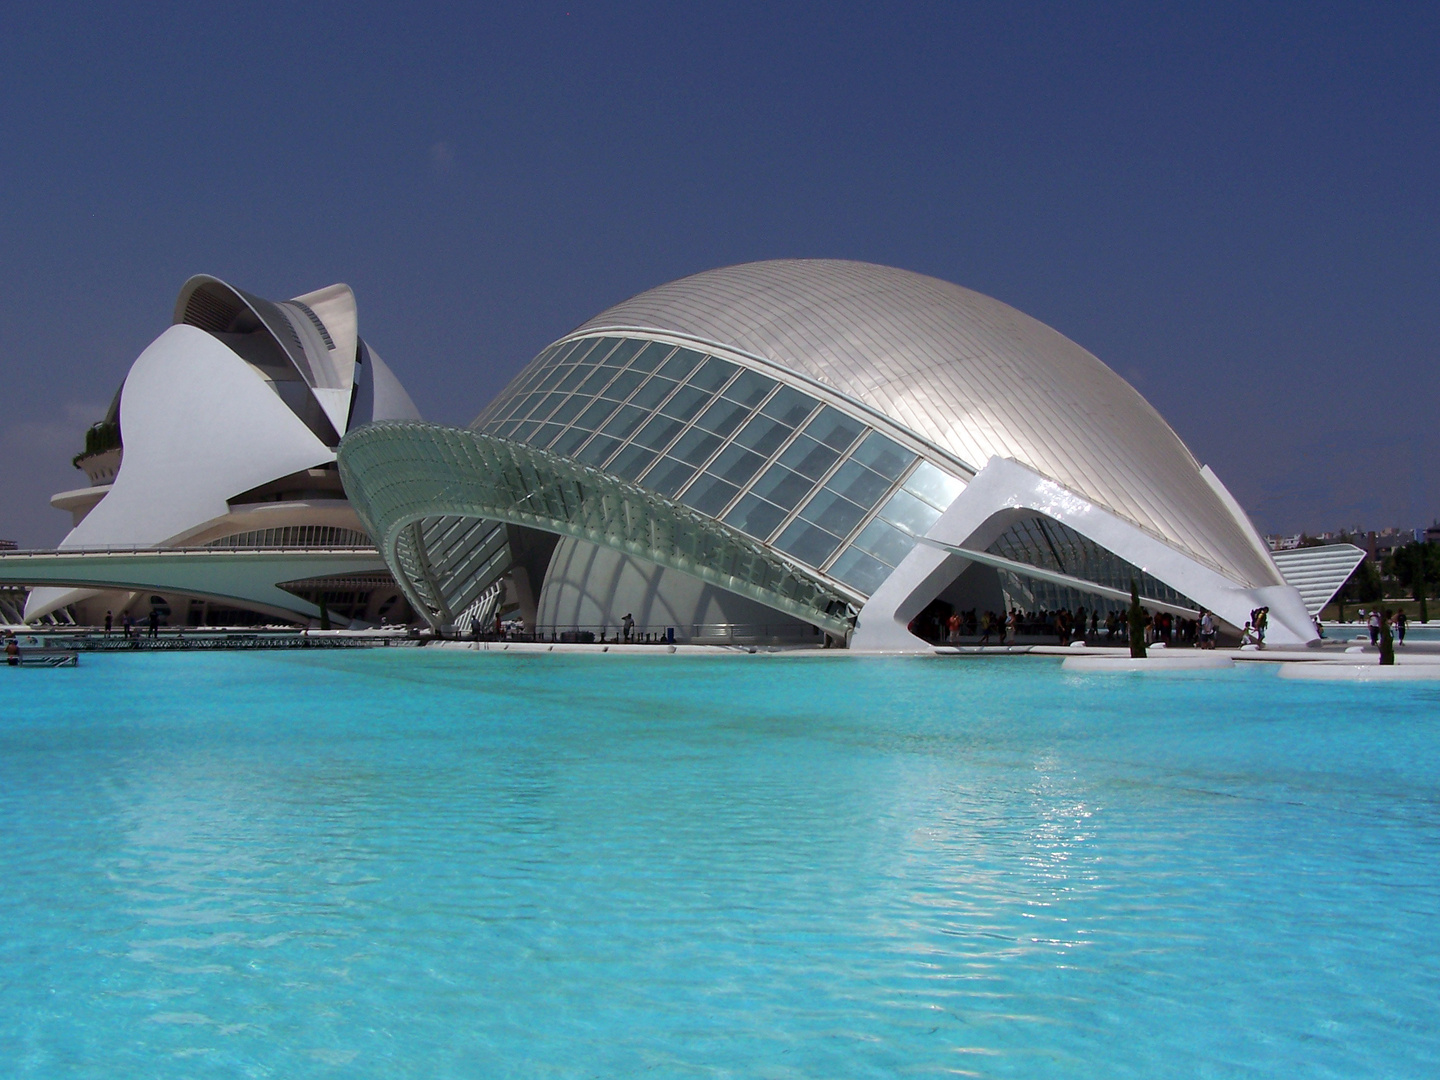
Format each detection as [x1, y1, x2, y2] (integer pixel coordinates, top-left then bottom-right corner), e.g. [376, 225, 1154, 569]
[1367, 609, 1381, 646]
[104, 611, 112, 637]
[148, 608, 160, 639]
[1395, 609, 1408, 645]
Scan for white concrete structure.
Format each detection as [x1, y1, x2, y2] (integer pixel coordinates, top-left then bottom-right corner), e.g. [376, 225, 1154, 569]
[21, 276, 420, 625]
[339, 259, 1317, 648]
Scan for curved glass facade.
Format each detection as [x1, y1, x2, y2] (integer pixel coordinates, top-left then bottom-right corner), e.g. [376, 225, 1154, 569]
[472, 334, 964, 599]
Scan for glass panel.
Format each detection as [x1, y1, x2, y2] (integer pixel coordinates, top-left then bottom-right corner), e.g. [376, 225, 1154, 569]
[694, 397, 749, 439]
[600, 368, 645, 402]
[600, 404, 647, 441]
[688, 356, 738, 392]
[659, 385, 710, 422]
[529, 392, 567, 422]
[643, 457, 696, 498]
[576, 434, 620, 467]
[879, 489, 942, 536]
[708, 443, 766, 487]
[569, 338, 611, 366]
[512, 420, 541, 443]
[828, 547, 893, 595]
[576, 365, 617, 396]
[633, 414, 685, 452]
[494, 419, 522, 438]
[550, 340, 583, 365]
[762, 385, 818, 427]
[679, 472, 739, 517]
[724, 494, 788, 540]
[628, 376, 677, 411]
[799, 488, 868, 537]
[670, 427, 722, 466]
[549, 394, 589, 426]
[775, 520, 843, 567]
[904, 462, 965, 511]
[804, 406, 866, 451]
[602, 339, 644, 367]
[733, 414, 791, 458]
[778, 435, 840, 481]
[722, 369, 774, 408]
[550, 427, 589, 458]
[627, 341, 673, 373]
[555, 365, 590, 393]
[607, 444, 656, 481]
[849, 432, 915, 480]
[658, 348, 704, 381]
[529, 422, 565, 449]
[823, 460, 891, 509]
[534, 363, 572, 393]
[575, 398, 617, 431]
[509, 393, 543, 420]
[853, 519, 917, 567]
[751, 464, 815, 511]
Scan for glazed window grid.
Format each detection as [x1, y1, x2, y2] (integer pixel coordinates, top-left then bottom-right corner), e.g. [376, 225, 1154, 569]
[473, 334, 968, 597]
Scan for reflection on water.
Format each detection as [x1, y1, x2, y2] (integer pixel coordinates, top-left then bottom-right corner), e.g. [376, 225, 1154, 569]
[1, 651, 1438, 1078]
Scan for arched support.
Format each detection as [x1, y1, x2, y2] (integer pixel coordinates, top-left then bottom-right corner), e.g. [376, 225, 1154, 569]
[338, 422, 856, 636]
[851, 457, 1314, 652]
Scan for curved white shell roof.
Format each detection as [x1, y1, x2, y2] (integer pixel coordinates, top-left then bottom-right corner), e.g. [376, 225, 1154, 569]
[575, 259, 1280, 587]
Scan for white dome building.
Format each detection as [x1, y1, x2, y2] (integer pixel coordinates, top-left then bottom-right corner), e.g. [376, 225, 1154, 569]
[338, 260, 1321, 648]
[22, 276, 421, 626]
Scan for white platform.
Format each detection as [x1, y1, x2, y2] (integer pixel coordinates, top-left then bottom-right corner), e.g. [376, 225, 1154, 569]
[1278, 663, 1440, 682]
[1061, 653, 1234, 672]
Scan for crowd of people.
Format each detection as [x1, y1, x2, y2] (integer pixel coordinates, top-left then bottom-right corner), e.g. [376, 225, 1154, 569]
[918, 604, 1216, 647]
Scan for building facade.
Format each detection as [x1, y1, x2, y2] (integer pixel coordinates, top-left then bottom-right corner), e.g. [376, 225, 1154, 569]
[338, 260, 1321, 649]
[18, 276, 421, 626]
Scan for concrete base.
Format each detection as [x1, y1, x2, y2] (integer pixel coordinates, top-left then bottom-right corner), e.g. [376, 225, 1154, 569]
[1062, 653, 1234, 671]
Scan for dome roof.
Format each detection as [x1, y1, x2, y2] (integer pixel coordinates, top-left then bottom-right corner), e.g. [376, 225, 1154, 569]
[573, 259, 1279, 587]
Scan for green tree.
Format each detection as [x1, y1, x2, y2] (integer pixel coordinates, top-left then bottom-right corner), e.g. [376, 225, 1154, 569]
[1332, 555, 1381, 620]
[1128, 579, 1147, 659]
[1388, 542, 1438, 623]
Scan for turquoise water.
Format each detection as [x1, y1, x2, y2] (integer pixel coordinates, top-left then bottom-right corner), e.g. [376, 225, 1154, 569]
[2, 652, 1438, 1078]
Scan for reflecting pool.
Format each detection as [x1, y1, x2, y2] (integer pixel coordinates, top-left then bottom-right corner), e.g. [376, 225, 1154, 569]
[2, 651, 1437, 1077]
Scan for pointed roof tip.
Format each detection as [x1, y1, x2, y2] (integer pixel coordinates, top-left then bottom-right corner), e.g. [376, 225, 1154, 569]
[290, 282, 355, 308]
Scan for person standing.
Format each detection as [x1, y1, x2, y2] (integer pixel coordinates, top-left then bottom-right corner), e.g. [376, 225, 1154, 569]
[104, 611, 112, 637]
[622, 612, 635, 643]
[1367, 609, 1381, 646]
[1395, 609, 1408, 645]
[148, 608, 160, 639]
[1199, 609, 1216, 650]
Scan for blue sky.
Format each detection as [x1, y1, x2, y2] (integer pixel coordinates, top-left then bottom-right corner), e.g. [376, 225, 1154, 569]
[1, 2, 1436, 545]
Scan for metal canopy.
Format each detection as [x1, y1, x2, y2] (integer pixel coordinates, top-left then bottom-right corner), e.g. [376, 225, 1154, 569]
[337, 421, 855, 635]
[0, 547, 390, 622]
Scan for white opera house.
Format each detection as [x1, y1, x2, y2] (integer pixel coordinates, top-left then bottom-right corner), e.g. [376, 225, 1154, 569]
[336, 259, 1351, 649]
[14, 276, 422, 627]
